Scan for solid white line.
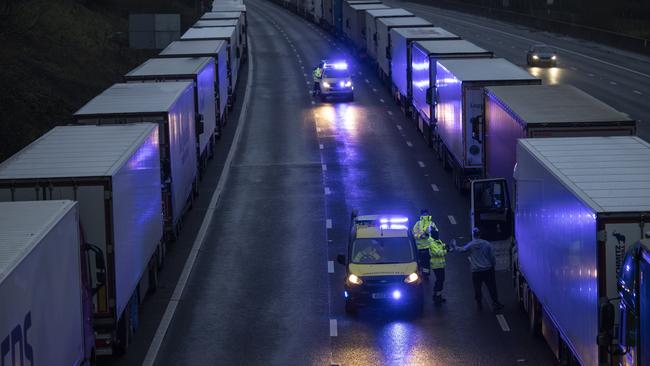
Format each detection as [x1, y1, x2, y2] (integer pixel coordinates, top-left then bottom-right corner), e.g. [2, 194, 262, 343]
[319, 144, 324, 150]
[431, 184, 439, 192]
[326, 219, 332, 229]
[306, 81, 310, 85]
[448, 215, 457, 225]
[322, 164, 327, 171]
[406, 141, 413, 147]
[142, 35, 255, 366]
[417, 161, 425, 168]
[328, 260, 334, 273]
[317, 127, 322, 133]
[396, 125, 403, 130]
[365, 79, 370, 83]
[325, 187, 331, 195]
[329, 319, 338, 336]
[496, 314, 511, 332]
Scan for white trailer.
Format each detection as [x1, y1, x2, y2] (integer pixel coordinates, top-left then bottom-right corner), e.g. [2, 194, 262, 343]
[0, 124, 164, 355]
[343, 3, 387, 47]
[377, 18, 434, 81]
[201, 11, 248, 55]
[364, 8, 412, 58]
[159, 40, 230, 122]
[74, 83, 195, 240]
[0, 201, 95, 365]
[194, 19, 238, 28]
[125, 57, 218, 176]
[181, 26, 241, 92]
[472, 136, 650, 366]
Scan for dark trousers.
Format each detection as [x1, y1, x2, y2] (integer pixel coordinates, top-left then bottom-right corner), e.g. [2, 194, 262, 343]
[432, 268, 445, 292]
[418, 249, 430, 272]
[471, 268, 499, 303]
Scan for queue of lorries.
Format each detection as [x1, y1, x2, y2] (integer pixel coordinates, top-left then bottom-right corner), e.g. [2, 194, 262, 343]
[278, 0, 649, 364]
[0, 1, 247, 364]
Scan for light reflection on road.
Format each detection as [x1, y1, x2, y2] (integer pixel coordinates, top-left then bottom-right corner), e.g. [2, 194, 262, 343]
[528, 66, 562, 85]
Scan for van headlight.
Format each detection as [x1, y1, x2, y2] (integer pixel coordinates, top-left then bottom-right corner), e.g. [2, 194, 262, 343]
[347, 274, 363, 285]
[322, 81, 331, 88]
[532, 55, 539, 60]
[344, 80, 352, 87]
[404, 272, 419, 284]
[551, 55, 557, 60]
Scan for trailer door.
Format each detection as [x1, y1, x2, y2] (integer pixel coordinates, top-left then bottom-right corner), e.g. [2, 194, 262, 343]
[470, 178, 512, 241]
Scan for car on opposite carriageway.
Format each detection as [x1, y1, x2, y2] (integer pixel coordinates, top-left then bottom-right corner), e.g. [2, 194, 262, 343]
[526, 44, 558, 67]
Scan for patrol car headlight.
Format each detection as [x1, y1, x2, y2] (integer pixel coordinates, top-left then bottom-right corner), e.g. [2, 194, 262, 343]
[404, 272, 419, 284]
[347, 274, 363, 285]
[322, 81, 331, 88]
[344, 80, 352, 87]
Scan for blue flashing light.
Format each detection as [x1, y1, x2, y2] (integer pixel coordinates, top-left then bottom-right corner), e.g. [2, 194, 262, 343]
[380, 224, 408, 230]
[392, 290, 402, 300]
[325, 61, 348, 70]
[344, 291, 349, 298]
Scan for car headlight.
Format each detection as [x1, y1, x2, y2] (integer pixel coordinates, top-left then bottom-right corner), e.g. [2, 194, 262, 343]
[532, 55, 539, 60]
[404, 272, 419, 284]
[322, 81, 331, 88]
[347, 274, 363, 285]
[345, 80, 352, 87]
[551, 55, 557, 60]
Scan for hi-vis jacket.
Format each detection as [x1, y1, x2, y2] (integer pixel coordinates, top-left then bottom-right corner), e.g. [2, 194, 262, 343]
[428, 238, 447, 269]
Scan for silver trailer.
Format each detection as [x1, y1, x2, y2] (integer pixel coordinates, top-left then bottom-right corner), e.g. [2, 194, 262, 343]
[194, 19, 238, 28]
[473, 136, 650, 366]
[74, 82, 197, 239]
[201, 11, 248, 55]
[0, 124, 164, 356]
[377, 18, 433, 80]
[159, 40, 230, 122]
[388, 28, 459, 106]
[364, 8, 413, 58]
[343, 3, 387, 46]
[125, 57, 218, 176]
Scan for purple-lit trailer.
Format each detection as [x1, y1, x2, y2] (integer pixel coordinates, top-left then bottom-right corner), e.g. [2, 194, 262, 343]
[483, 84, 636, 192]
[181, 27, 241, 93]
[377, 18, 434, 80]
[0, 124, 164, 356]
[74, 82, 197, 240]
[388, 28, 458, 106]
[364, 8, 413, 59]
[125, 57, 218, 175]
[343, 3, 387, 47]
[410, 40, 493, 149]
[430, 58, 539, 190]
[472, 136, 650, 366]
[201, 11, 248, 54]
[158, 40, 230, 123]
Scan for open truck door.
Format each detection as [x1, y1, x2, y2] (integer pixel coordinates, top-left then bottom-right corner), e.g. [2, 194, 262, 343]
[470, 178, 512, 241]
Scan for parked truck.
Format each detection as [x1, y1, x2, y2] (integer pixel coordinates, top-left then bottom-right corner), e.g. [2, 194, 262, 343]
[410, 40, 494, 147]
[182, 26, 241, 92]
[125, 57, 218, 176]
[0, 200, 104, 365]
[74, 82, 196, 240]
[472, 136, 650, 366]
[159, 40, 230, 119]
[388, 28, 459, 107]
[0, 124, 164, 355]
[376, 18, 434, 81]
[201, 11, 248, 55]
[364, 8, 412, 59]
[483, 84, 636, 193]
[343, 3, 387, 47]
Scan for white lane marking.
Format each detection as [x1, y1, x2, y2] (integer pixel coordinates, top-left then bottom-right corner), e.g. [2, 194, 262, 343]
[588, 73, 595, 77]
[372, 88, 377, 92]
[417, 161, 425, 168]
[319, 144, 324, 150]
[396, 125, 403, 130]
[570, 66, 578, 71]
[406, 141, 413, 147]
[634, 90, 643, 95]
[317, 127, 322, 133]
[448, 215, 457, 225]
[306, 81, 310, 85]
[610, 81, 617, 85]
[301, 66, 305, 69]
[142, 35, 255, 366]
[380, 98, 385, 103]
[431, 184, 439, 192]
[304, 73, 308, 77]
[496, 314, 511, 332]
[322, 163, 327, 171]
[365, 79, 370, 83]
[325, 187, 331, 195]
[387, 110, 393, 115]
[329, 319, 338, 336]
[326, 219, 332, 229]
[358, 71, 362, 75]
[328, 261, 335, 273]
[311, 101, 316, 105]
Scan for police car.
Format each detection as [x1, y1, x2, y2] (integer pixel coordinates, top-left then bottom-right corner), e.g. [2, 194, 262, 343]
[318, 61, 354, 102]
[336, 211, 424, 314]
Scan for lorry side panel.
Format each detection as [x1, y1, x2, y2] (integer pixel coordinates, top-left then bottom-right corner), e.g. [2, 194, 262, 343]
[198, 59, 217, 149]
[0, 203, 85, 366]
[218, 44, 229, 120]
[641, 253, 650, 365]
[463, 86, 484, 167]
[410, 44, 429, 122]
[389, 29, 408, 94]
[435, 62, 463, 162]
[111, 128, 163, 320]
[516, 142, 598, 366]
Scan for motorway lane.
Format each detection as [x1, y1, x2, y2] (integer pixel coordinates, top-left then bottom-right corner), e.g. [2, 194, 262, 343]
[386, 0, 650, 141]
[153, 5, 331, 365]
[250, 0, 556, 364]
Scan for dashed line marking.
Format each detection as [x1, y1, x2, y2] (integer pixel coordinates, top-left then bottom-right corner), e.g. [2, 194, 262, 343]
[448, 215, 457, 225]
[365, 79, 370, 83]
[634, 90, 643, 95]
[326, 219, 332, 229]
[311, 101, 316, 105]
[406, 141, 413, 147]
[325, 187, 331, 195]
[329, 319, 338, 336]
[609, 81, 617, 85]
[372, 88, 377, 92]
[431, 184, 439, 192]
[496, 314, 511, 332]
[570, 66, 578, 71]
[417, 161, 425, 168]
[328, 261, 334, 273]
[358, 71, 362, 75]
[396, 125, 403, 131]
[587, 73, 595, 77]
[319, 144, 324, 150]
[380, 98, 385, 103]
[322, 164, 327, 171]
[387, 110, 393, 115]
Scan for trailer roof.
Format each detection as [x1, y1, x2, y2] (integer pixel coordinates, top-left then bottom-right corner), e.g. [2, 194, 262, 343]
[194, 19, 238, 27]
[0, 124, 158, 179]
[159, 40, 226, 57]
[201, 11, 242, 19]
[438, 58, 537, 82]
[380, 17, 433, 27]
[75, 82, 192, 116]
[182, 26, 236, 40]
[346, 0, 382, 4]
[125, 57, 212, 78]
[485, 85, 633, 125]
[391, 27, 460, 40]
[212, 4, 246, 11]
[417, 39, 490, 56]
[365, 8, 413, 17]
[519, 136, 650, 213]
[350, 4, 389, 10]
[0, 201, 77, 284]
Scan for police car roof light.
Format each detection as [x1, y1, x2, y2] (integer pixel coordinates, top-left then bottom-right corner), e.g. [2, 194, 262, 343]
[325, 62, 348, 70]
[379, 217, 408, 224]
